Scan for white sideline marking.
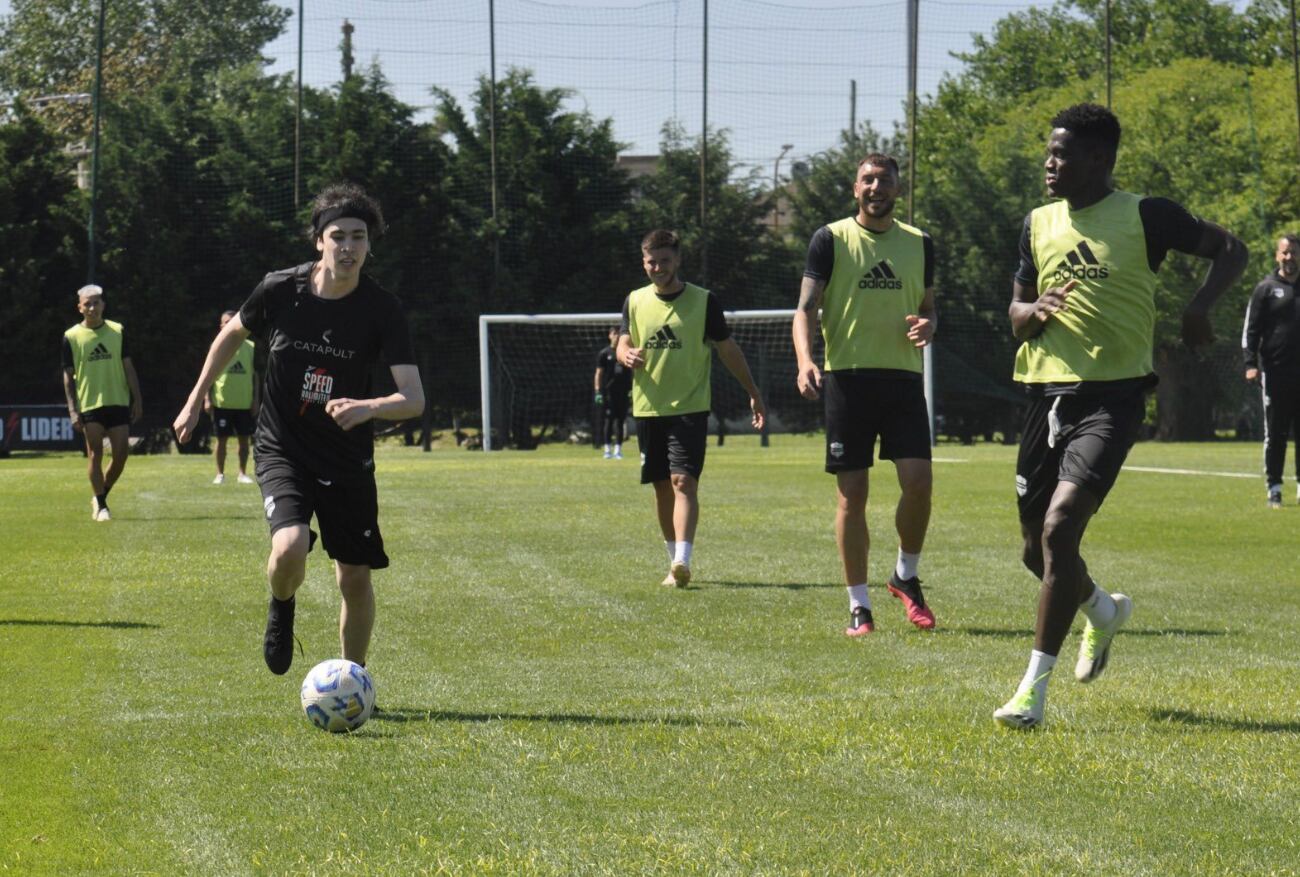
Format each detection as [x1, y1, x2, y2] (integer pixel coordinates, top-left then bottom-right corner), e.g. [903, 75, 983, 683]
[932, 457, 968, 463]
[1123, 465, 1255, 479]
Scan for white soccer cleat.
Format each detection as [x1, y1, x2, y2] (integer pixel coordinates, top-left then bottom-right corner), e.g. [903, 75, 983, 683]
[1075, 593, 1133, 683]
[993, 686, 1044, 730]
[670, 561, 691, 588]
[237, 473, 254, 484]
[213, 473, 225, 484]
[660, 571, 677, 587]
[90, 497, 99, 521]
[95, 506, 111, 522]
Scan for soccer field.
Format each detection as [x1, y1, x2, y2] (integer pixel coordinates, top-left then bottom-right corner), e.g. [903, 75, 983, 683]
[2, 437, 1297, 875]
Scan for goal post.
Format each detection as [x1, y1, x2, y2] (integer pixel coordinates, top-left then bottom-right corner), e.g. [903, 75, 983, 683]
[478, 310, 936, 451]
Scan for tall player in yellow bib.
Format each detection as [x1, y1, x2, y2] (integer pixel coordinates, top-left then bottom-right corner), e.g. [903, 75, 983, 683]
[793, 153, 938, 636]
[993, 104, 1247, 730]
[61, 285, 144, 522]
[617, 229, 766, 587]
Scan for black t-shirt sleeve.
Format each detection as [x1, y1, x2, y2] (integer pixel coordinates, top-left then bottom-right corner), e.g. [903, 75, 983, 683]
[379, 295, 416, 366]
[618, 297, 631, 336]
[119, 326, 130, 360]
[803, 226, 835, 281]
[922, 232, 935, 288]
[61, 336, 73, 370]
[1013, 213, 1037, 286]
[1139, 197, 1204, 272]
[704, 291, 730, 342]
[238, 276, 275, 336]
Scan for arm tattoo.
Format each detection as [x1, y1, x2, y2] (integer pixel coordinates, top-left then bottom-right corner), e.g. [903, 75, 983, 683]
[797, 277, 825, 313]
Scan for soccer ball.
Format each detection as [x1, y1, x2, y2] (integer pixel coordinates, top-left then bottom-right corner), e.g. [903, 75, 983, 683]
[300, 659, 376, 732]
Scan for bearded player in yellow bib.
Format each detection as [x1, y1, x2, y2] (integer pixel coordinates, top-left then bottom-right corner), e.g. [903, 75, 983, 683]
[617, 229, 766, 587]
[994, 104, 1247, 729]
[793, 153, 938, 636]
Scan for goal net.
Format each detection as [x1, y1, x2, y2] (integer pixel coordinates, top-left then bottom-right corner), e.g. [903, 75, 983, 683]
[480, 309, 937, 451]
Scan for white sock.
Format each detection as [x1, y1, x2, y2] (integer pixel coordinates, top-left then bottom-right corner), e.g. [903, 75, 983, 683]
[674, 541, 693, 566]
[1081, 585, 1117, 628]
[896, 549, 920, 581]
[604, 443, 611, 453]
[664, 541, 677, 564]
[614, 443, 621, 453]
[847, 584, 870, 611]
[1018, 649, 1056, 695]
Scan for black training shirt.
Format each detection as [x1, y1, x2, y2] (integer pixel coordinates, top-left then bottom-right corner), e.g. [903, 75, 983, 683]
[596, 345, 632, 395]
[239, 262, 416, 482]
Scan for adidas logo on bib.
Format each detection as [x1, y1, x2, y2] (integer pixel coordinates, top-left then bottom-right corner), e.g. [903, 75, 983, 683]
[645, 325, 682, 349]
[857, 260, 902, 290]
[1051, 241, 1110, 282]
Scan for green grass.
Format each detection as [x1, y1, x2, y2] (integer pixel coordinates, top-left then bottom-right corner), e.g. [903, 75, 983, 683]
[2, 436, 1298, 875]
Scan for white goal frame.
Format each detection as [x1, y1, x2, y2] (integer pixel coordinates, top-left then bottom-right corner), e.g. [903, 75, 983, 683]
[478, 310, 934, 451]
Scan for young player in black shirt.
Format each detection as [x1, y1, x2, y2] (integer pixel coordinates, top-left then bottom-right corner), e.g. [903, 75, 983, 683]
[174, 184, 424, 676]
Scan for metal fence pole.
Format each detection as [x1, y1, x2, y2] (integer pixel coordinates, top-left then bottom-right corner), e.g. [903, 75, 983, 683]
[87, 0, 107, 284]
[700, 0, 709, 286]
[294, 0, 302, 209]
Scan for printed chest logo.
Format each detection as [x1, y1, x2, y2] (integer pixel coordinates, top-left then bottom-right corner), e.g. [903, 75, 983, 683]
[645, 325, 682, 349]
[1273, 288, 1285, 298]
[300, 365, 334, 413]
[858, 260, 902, 290]
[87, 342, 114, 362]
[227, 360, 247, 374]
[1052, 241, 1110, 282]
[291, 328, 356, 360]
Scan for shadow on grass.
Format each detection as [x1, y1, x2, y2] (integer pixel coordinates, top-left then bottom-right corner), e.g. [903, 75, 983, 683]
[0, 618, 159, 629]
[1149, 708, 1300, 734]
[702, 580, 841, 590]
[954, 627, 1227, 638]
[373, 707, 741, 728]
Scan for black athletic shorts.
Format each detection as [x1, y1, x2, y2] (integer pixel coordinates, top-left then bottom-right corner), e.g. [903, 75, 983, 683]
[636, 411, 709, 484]
[1015, 388, 1147, 524]
[603, 394, 630, 420]
[824, 370, 931, 472]
[212, 408, 255, 437]
[81, 405, 130, 429]
[255, 456, 389, 569]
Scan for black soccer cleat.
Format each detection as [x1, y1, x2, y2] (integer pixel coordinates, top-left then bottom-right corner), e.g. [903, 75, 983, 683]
[845, 605, 875, 637]
[263, 595, 296, 675]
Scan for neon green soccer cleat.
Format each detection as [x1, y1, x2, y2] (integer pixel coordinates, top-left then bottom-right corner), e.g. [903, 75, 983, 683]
[993, 686, 1044, 730]
[1075, 593, 1133, 683]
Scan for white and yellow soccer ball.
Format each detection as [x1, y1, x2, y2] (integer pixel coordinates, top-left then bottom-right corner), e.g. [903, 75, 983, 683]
[300, 659, 375, 732]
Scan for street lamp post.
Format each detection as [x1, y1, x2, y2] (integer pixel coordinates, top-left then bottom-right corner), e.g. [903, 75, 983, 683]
[773, 143, 793, 235]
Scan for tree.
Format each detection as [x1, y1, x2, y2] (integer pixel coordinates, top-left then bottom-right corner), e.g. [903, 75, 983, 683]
[0, 0, 289, 139]
[0, 104, 84, 402]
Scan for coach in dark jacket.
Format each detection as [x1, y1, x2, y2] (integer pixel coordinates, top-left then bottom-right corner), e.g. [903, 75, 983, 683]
[1243, 233, 1300, 507]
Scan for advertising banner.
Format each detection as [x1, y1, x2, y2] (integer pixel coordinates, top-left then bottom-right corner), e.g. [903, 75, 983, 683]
[0, 404, 82, 454]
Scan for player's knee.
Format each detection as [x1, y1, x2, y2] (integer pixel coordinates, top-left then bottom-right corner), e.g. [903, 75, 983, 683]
[1021, 538, 1044, 577]
[269, 526, 310, 567]
[337, 566, 373, 598]
[670, 473, 697, 496]
[1040, 509, 1081, 558]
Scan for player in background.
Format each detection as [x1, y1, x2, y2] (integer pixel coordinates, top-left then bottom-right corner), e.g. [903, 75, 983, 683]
[62, 284, 144, 522]
[1241, 234, 1300, 508]
[995, 103, 1247, 729]
[793, 153, 938, 636]
[594, 325, 632, 459]
[618, 229, 766, 587]
[173, 183, 424, 676]
[205, 310, 258, 484]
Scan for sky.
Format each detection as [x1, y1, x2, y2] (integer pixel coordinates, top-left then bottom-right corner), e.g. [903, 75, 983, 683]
[0, 0, 1259, 178]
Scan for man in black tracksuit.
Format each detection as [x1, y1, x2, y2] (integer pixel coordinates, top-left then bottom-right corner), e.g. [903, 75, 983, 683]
[1243, 234, 1300, 508]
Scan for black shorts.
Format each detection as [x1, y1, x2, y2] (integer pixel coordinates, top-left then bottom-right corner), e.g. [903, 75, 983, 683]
[1015, 389, 1146, 524]
[256, 457, 389, 569]
[81, 405, 130, 429]
[603, 394, 630, 420]
[824, 371, 931, 472]
[636, 411, 709, 484]
[212, 408, 255, 437]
